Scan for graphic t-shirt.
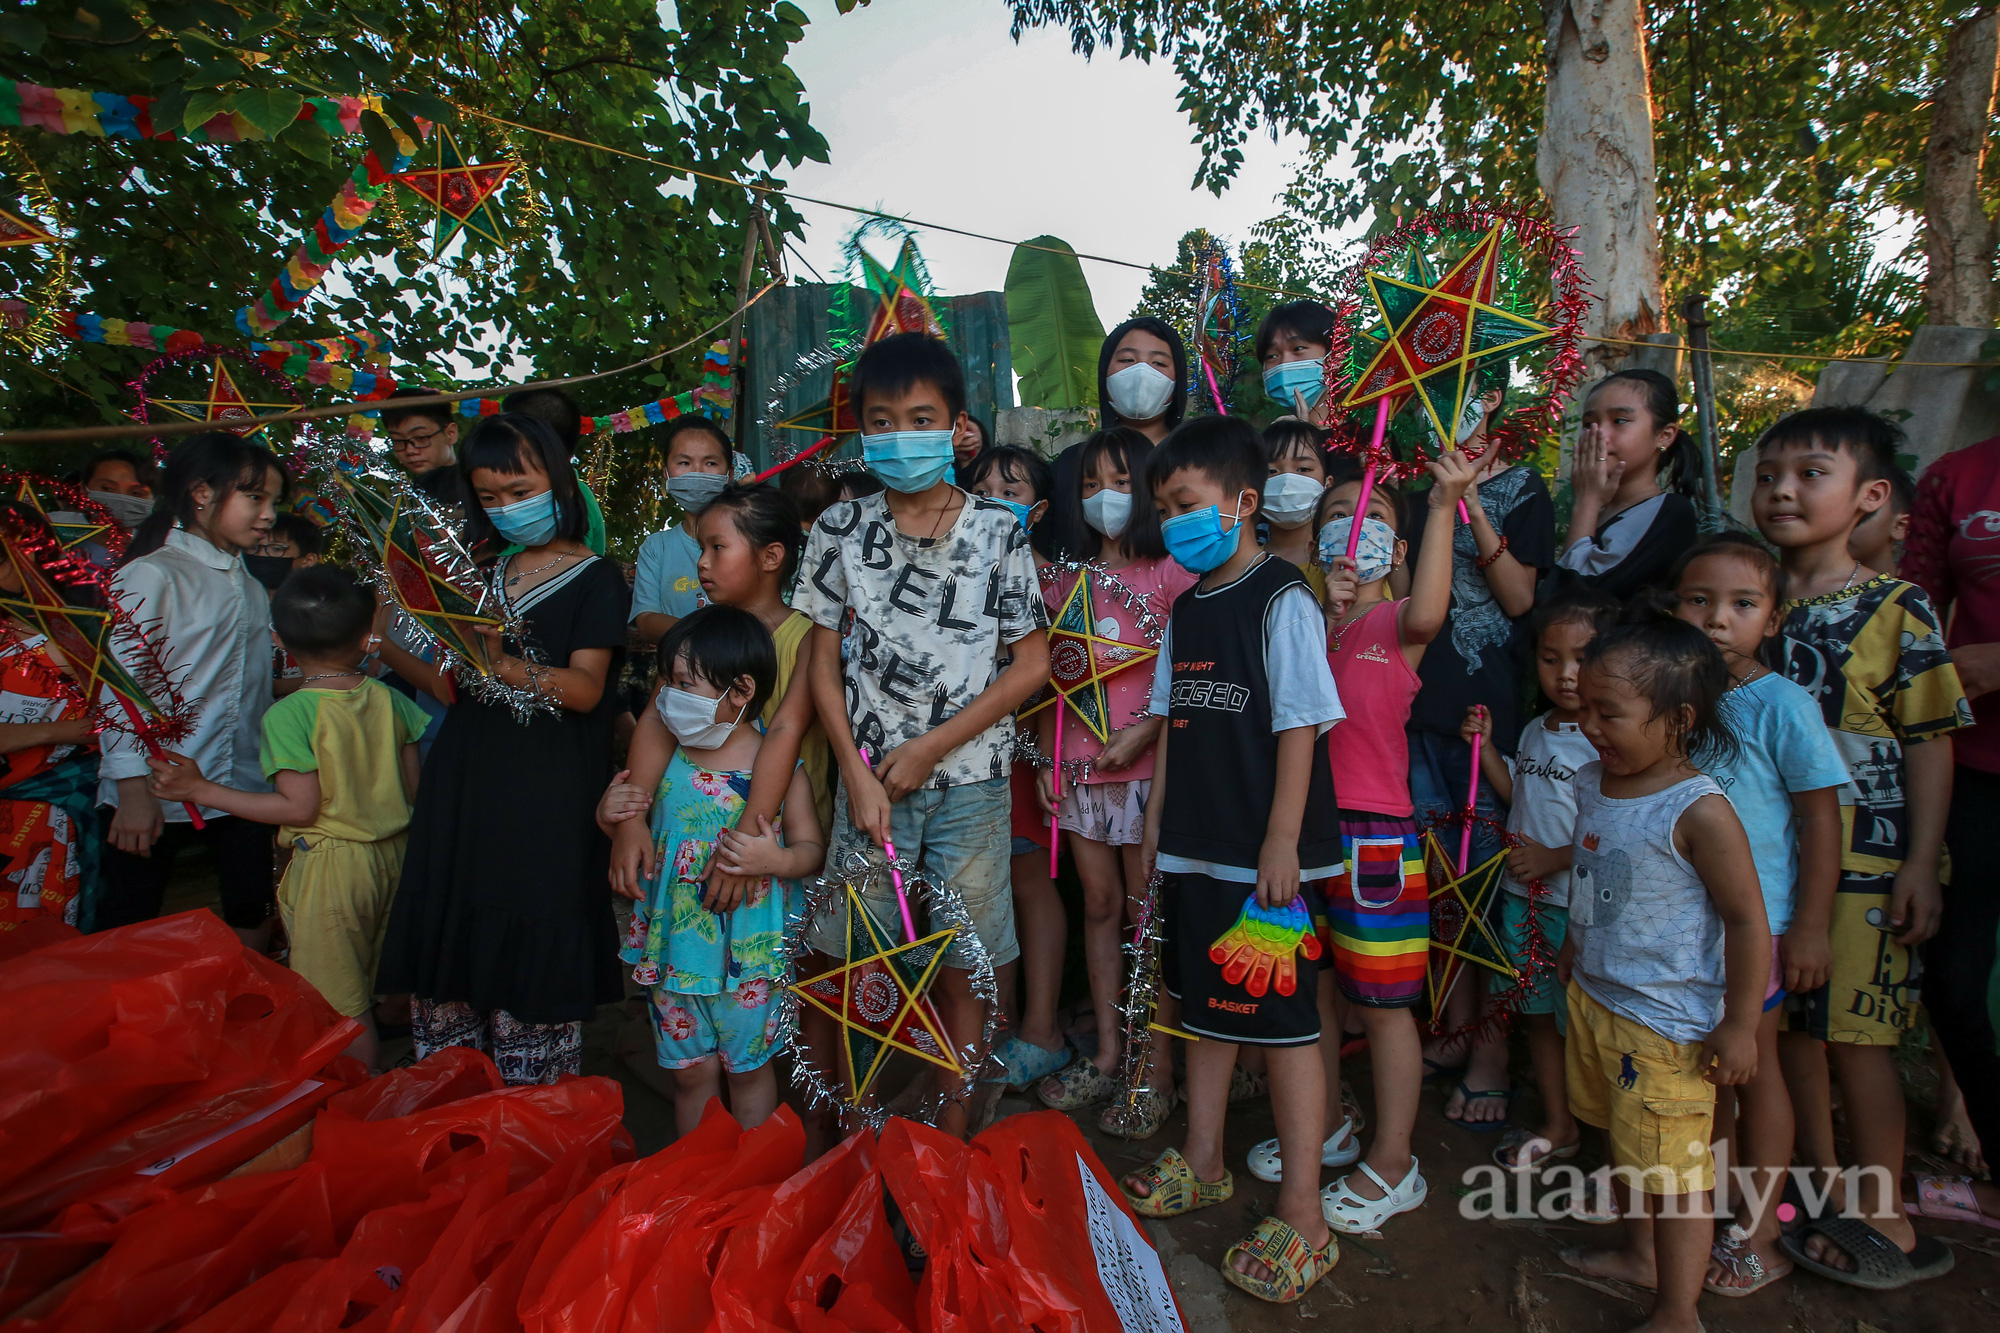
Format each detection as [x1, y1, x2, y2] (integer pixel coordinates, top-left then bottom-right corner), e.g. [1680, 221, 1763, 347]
[1040, 556, 1195, 784]
[795, 491, 1048, 789]
[1501, 713, 1597, 905]
[1773, 575, 1971, 876]
[630, 522, 705, 623]
[1405, 465, 1556, 748]
[1709, 671, 1851, 934]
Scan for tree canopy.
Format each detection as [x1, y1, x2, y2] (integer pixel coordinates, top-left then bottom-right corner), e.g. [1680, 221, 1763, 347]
[0, 0, 847, 433]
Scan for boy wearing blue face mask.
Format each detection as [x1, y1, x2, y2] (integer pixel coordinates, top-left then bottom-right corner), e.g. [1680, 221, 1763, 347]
[631, 417, 735, 647]
[795, 332, 1051, 1138]
[1257, 300, 1340, 424]
[1128, 415, 1346, 1304]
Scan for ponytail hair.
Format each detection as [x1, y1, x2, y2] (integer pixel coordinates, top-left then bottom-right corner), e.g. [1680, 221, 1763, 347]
[126, 431, 285, 562]
[1590, 368, 1703, 500]
[703, 482, 804, 586]
[1583, 607, 1738, 768]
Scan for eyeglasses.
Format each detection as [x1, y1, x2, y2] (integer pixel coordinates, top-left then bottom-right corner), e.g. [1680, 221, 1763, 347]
[387, 428, 445, 449]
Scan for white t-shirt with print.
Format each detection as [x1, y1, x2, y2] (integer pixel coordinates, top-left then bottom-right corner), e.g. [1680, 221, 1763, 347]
[795, 491, 1047, 789]
[1501, 713, 1598, 905]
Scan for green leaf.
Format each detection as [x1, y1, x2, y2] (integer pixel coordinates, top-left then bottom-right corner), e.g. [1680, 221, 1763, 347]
[182, 90, 235, 132]
[0, 15, 47, 53]
[279, 118, 334, 166]
[390, 90, 457, 124]
[234, 87, 304, 139]
[1005, 236, 1105, 411]
[378, 97, 427, 145]
[358, 108, 402, 166]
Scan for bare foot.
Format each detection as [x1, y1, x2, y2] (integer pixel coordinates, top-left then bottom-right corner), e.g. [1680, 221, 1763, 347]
[1497, 1126, 1580, 1171]
[1560, 1244, 1657, 1290]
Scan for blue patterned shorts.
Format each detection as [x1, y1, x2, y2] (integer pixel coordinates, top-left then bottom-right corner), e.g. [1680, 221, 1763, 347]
[648, 980, 784, 1072]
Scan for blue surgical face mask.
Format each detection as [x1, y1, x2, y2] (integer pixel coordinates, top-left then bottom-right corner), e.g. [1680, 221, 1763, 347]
[1161, 491, 1252, 575]
[484, 489, 560, 546]
[862, 428, 955, 494]
[989, 496, 1039, 533]
[1263, 357, 1327, 411]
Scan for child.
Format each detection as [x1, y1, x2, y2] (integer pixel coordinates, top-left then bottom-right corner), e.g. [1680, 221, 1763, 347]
[1034, 429, 1196, 1132]
[630, 417, 733, 646]
[1259, 419, 1331, 602]
[1256, 299, 1338, 425]
[1557, 370, 1704, 601]
[795, 332, 1051, 1138]
[245, 512, 322, 593]
[1750, 406, 1967, 1287]
[1848, 459, 1913, 576]
[1666, 533, 1849, 1294]
[1462, 589, 1619, 1174]
[612, 605, 823, 1135]
[960, 446, 1072, 1094]
[147, 567, 427, 1072]
[1126, 415, 1344, 1304]
[1293, 451, 1472, 1234]
[376, 413, 630, 1087]
[1098, 318, 1188, 443]
[97, 433, 285, 948]
[1557, 617, 1767, 1333]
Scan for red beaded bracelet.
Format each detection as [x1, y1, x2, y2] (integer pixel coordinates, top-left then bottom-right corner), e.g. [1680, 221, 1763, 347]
[1475, 535, 1509, 569]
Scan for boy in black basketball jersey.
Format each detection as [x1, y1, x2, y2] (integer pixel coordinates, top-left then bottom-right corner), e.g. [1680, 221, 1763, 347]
[797, 333, 1050, 1137]
[1128, 416, 1346, 1303]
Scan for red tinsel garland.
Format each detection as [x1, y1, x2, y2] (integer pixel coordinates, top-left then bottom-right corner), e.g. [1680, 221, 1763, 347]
[1319, 204, 1592, 483]
[1419, 806, 1560, 1046]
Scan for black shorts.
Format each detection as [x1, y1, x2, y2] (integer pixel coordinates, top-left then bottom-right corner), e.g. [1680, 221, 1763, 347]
[1161, 872, 1321, 1046]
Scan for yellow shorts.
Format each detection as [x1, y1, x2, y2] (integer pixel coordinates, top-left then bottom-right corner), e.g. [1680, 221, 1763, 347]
[277, 831, 407, 1018]
[1564, 981, 1716, 1195]
[1781, 872, 1919, 1046]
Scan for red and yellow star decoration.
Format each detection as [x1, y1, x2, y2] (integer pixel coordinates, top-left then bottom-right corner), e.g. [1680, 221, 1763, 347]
[1343, 223, 1554, 447]
[333, 467, 503, 680]
[0, 208, 55, 249]
[153, 357, 292, 438]
[1423, 832, 1516, 1014]
[10, 479, 110, 554]
[790, 881, 962, 1104]
[1019, 570, 1158, 741]
[393, 129, 519, 258]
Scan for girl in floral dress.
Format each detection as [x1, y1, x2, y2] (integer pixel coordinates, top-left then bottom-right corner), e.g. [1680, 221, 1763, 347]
[615, 604, 824, 1136]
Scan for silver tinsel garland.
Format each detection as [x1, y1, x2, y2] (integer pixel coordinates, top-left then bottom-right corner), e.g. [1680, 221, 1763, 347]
[1099, 871, 1170, 1138]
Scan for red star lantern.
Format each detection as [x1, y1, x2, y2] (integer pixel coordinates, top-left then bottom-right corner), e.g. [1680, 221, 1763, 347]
[153, 358, 293, 437]
[393, 129, 520, 257]
[1018, 570, 1158, 741]
[0, 208, 55, 248]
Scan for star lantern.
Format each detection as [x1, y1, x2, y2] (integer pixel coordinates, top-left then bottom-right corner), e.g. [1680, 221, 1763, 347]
[392, 129, 520, 258]
[10, 480, 112, 555]
[1422, 831, 1517, 1015]
[1018, 570, 1159, 741]
[0, 208, 55, 248]
[790, 882, 962, 1104]
[333, 470, 502, 678]
[1341, 222, 1556, 449]
[154, 357, 293, 437]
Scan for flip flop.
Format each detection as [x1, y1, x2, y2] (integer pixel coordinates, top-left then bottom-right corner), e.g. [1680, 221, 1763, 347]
[1778, 1216, 1954, 1290]
[1492, 1128, 1580, 1172]
[1907, 1174, 2000, 1230]
[1445, 1080, 1512, 1133]
[1219, 1216, 1339, 1304]
[988, 1034, 1072, 1089]
[1704, 1222, 1792, 1298]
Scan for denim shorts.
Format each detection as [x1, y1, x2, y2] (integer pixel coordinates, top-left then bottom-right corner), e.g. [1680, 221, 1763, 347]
[810, 777, 1019, 969]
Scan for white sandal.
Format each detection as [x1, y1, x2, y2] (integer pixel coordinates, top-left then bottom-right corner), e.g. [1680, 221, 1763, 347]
[1245, 1117, 1360, 1183]
[1321, 1157, 1427, 1235]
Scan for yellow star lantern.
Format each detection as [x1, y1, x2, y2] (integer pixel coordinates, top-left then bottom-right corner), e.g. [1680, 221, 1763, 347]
[154, 358, 292, 437]
[790, 881, 962, 1104]
[332, 468, 502, 680]
[0, 207, 55, 248]
[1342, 222, 1555, 447]
[11, 480, 110, 554]
[1018, 569, 1158, 741]
[1423, 831, 1516, 1014]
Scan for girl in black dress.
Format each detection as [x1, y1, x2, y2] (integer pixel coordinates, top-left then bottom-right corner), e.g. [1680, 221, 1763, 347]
[376, 413, 628, 1085]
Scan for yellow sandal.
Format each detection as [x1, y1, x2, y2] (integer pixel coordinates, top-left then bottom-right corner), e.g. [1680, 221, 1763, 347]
[1220, 1216, 1340, 1303]
[1120, 1147, 1234, 1218]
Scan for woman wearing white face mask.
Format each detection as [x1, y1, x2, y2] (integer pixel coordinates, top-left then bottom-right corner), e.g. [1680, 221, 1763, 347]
[1259, 419, 1335, 603]
[1096, 318, 1188, 444]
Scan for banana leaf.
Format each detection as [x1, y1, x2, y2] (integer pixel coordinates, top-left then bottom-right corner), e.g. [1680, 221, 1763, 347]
[1005, 236, 1104, 411]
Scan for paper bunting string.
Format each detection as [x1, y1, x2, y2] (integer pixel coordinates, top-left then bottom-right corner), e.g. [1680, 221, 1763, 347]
[1018, 566, 1159, 742]
[442, 341, 734, 433]
[392, 129, 519, 257]
[790, 880, 962, 1105]
[236, 125, 426, 337]
[0, 81, 388, 147]
[0, 302, 391, 370]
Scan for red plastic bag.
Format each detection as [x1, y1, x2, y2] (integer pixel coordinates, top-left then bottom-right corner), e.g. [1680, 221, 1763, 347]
[786, 1163, 918, 1333]
[0, 911, 358, 1228]
[711, 1130, 880, 1333]
[322, 1049, 506, 1123]
[877, 1120, 1025, 1333]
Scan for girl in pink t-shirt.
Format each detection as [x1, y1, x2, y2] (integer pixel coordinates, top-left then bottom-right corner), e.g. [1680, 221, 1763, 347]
[1035, 428, 1196, 1136]
[1277, 451, 1471, 1237]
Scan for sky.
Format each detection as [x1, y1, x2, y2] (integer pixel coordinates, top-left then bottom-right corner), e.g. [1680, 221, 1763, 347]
[777, 0, 1316, 324]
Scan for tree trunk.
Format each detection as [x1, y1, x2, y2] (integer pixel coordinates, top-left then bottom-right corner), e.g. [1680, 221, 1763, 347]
[1924, 6, 2000, 328]
[1537, 0, 1663, 365]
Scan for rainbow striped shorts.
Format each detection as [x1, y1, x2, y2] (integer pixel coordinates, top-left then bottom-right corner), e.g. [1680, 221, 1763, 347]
[1314, 811, 1430, 1009]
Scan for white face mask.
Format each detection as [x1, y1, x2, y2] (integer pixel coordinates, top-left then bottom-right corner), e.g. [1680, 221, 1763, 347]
[87, 489, 154, 531]
[656, 685, 745, 750]
[1261, 472, 1325, 529]
[1104, 362, 1175, 422]
[1082, 488, 1132, 539]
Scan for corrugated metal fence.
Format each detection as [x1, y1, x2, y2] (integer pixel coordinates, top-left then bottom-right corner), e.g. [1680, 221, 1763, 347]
[745, 283, 1013, 469]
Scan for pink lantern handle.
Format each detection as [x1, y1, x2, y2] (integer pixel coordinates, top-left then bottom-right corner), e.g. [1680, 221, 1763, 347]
[1459, 723, 1482, 875]
[1049, 696, 1064, 879]
[1343, 398, 1394, 560]
[857, 745, 918, 943]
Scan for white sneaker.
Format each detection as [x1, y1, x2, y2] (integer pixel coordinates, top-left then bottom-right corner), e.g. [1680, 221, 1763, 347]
[1244, 1117, 1360, 1183]
[1321, 1157, 1428, 1234]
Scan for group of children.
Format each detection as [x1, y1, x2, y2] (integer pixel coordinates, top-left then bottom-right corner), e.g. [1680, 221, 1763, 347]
[34, 300, 1981, 1327]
